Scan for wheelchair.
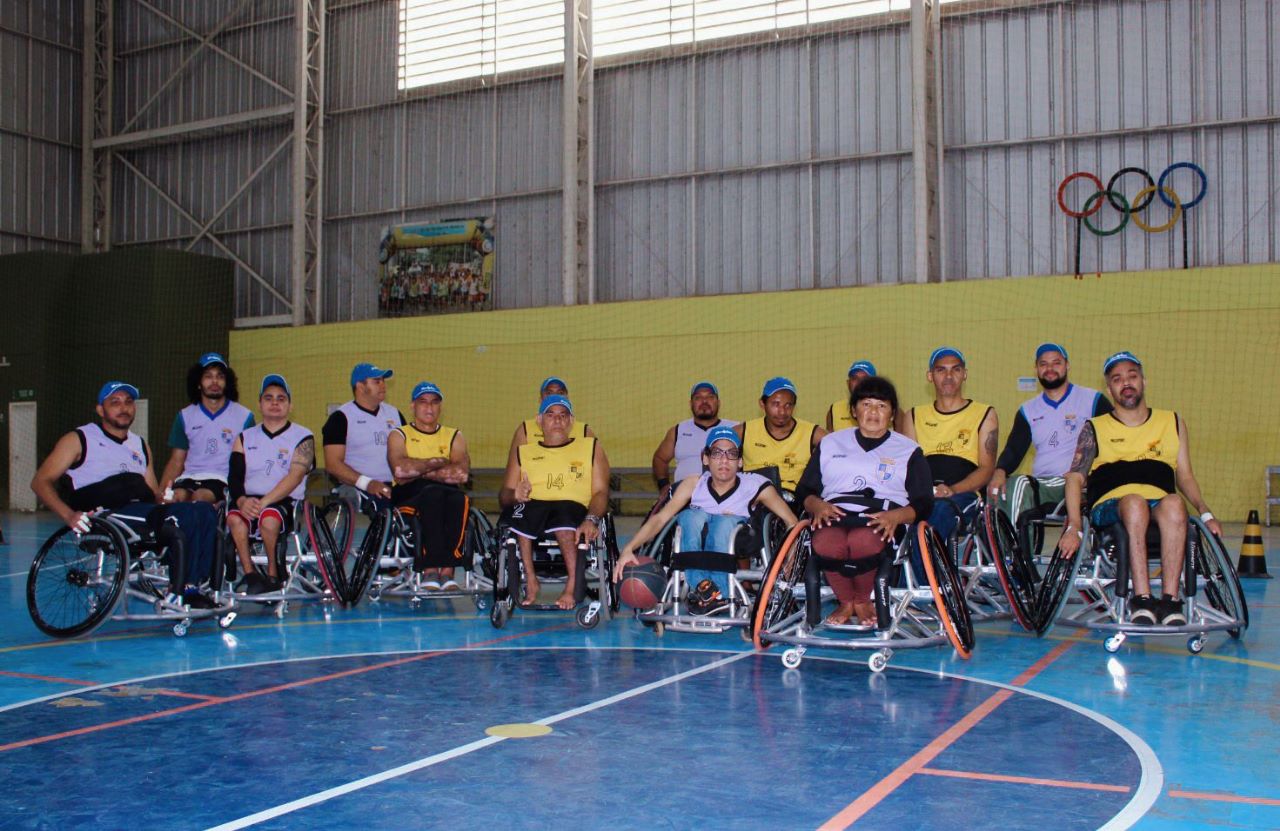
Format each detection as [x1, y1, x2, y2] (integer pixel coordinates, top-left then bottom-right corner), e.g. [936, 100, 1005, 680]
[27, 507, 237, 639]
[488, 513, 620, 629]
[1035, 514, 1248, 653]
[631, 506, 787, 636]
[330, 487, 496, 609]
[223, 499, 346, 618]
[751, 517, 974, 672]
[945, 497, 1023, 623]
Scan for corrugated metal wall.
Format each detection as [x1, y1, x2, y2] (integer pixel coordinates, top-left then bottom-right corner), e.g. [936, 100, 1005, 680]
[0, 0, 81, 255]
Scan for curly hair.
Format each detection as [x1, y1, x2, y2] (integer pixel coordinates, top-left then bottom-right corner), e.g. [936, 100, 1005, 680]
[186, 361, 240, 405]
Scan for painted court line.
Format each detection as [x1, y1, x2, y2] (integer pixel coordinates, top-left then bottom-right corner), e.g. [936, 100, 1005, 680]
[0, 670, 220, 702]
[918, 767, 1131, 793]
[1168, 789, 1280, 807]
[205, 650, 752, 831]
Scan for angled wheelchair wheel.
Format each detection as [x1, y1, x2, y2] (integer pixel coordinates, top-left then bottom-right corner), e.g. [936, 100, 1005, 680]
[917, 524, 974, 658]
[1033, 542, 1086, 636]
[1191, 518, 1248, 637]
[983, 504, 1038, 631]
[322, 495, 356, 561]
[602, 516, 621, 614]
[750, 520, 811, 650]
[27, 518, 129, 638]
[342, 507, 391, 606]
[305, 501, 347, 601]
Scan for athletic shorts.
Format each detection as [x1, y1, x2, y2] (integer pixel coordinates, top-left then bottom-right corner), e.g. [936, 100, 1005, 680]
[173, 477, 228, 499]
[228, 497, 296, 536]
[503, 499, 587, 540]
[1090, 497, 1166, 529]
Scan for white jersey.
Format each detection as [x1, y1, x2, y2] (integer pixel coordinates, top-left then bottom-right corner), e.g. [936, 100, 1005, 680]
[688, 471, 772, 518]
[242, 422, 313, 501]
[67, 423, 149, 492]
[177, 401, 254, 480]
[672, 418, 739, 482]
[336, 401, 401, 483]
[1021, 383, 1104, 478]
[815, 428, 918, 510]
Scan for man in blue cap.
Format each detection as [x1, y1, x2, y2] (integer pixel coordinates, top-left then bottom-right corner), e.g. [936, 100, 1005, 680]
[734, 376, 825, 493]
[651, 380, 738, 494]
[505, 376, 595, 461]
[826, 360, 877, 432]
[160, 352, 256, 504]
[1057, 352, 1220, 626]
[30, 381, 221, 608]
[323, 362, 405, 505]
[989, 343, 1111, 525]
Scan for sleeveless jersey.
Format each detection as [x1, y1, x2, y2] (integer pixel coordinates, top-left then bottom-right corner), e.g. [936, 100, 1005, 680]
[394, 423, 459, 485]
[518, 437, 597, 507]
[816, 429, 917, 510]
[337, 401, 401, 482]
[242, 422, 313, 500]
[176, 401, 254, 480]
[1019, 384, 1103, 478]
[912, 401, 991, 485]
[828, 398, 856, 431]
[522, 417, 587, 445]
[1087, 409, 1179, 507]
[688, 471, 772, 518]
[672, 417, 739, 482]
[741, 418, 817, 492]
[67, 423, 149, 492]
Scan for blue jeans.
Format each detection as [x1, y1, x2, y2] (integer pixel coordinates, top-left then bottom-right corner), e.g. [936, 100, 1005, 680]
[676, 508, 744, 595]
[909, 492, 980, 583]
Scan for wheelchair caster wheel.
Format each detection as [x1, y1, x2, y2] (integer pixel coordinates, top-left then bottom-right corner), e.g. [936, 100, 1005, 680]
[739, 626, 754, 643]
[218, 612, 237, 629]
[173, 620, 190, 637]
[781, 648, 803, 669]
[410, 597, 421, 609]
[1104, 634, 1125, 653]
[1188, 636, 1205, 654]
[576, 602, 601, 629]
[473, 595, 489, 612]
[868, 650, 891, 673]
[368, 588, 382, 603]
[490, 603, 509, 629]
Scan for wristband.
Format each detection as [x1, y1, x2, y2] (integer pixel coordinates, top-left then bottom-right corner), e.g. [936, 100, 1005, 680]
[1064, 524, 1083, 540]
[355, 475, 372, 492]
[585, 514, 602, 527]
[1200, 511, 1214, 523]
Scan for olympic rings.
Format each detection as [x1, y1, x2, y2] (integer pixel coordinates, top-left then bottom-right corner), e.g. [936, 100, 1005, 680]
[1130, 185, 1182, 233]
[1158, 162, 1207, 209]
[1056, 172, 1103, 218]
[1106, 167, 1155, 213]
[1082, 190, 1129, 236]
[1057, 162, 1207, 235]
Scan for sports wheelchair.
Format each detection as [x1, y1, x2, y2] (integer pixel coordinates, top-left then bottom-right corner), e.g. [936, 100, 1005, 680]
[223, 499, 346, 618]
[488, 513, 620, 629]
[27, 507, 236, 639]
[1033, 514, 1248, 653]
[630, 506, 788, 636]
[326, 487, 496, 609]
[751, 518, 974, 672]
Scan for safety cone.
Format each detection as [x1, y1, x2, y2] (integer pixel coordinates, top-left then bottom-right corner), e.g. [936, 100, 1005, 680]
[1238, 510, 1271, 578]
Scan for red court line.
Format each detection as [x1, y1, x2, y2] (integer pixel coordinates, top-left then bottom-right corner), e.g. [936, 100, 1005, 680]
[1169, 790, 1280, 807]
[818, 640, 1076, 831]
[0, 623, 570, 754]
[0, 670, 98, 686]
[918, 766, 1131, 793]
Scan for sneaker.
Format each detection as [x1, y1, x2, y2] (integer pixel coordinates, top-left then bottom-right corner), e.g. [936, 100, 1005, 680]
[441, 579, 460, 591]
[688, 579, 727, 615]
[1159, 595, 1187, 626]
[183, 589, 217, 610]
[423, 578, 442, 591]
[1128, 594, 1158, 625]
[234, 572, 263, 594]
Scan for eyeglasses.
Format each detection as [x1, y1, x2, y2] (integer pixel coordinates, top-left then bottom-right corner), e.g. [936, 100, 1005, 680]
[706, 448, 741, 460]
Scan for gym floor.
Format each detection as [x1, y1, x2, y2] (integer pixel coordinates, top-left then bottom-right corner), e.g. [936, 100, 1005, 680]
[1, 512, 1276, 830]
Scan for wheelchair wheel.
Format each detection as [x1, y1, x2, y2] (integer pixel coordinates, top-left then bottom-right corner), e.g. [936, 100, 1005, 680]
[321, 495, 356, 561]
[305, 502, 347, 601]
[983, 505, 1038, 631]
[1191, 518, 1248, 637]
[1033, 542, 1086, 636]
[342, 507, 391, 606]
[750, 520, 811, 650]
[27, 518, 129, 638]
[602, 516, 621, 614]
[917, 524, 974, 658]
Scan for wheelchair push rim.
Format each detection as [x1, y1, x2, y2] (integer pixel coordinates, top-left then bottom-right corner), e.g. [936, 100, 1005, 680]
[917, 523, 975, 658]
[27, 517, 129, 639]
[751, 519, 810, 650]
[1033, 540, 1086, 637]
[1190, 516, 1248, 636]
[983, 504, 1039, 632]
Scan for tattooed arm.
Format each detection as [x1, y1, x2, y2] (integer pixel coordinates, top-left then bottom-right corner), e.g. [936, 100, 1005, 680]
[1058, 422, 1097, 556]
[261, 436, 314, 507]
[948, 407, 999, 496]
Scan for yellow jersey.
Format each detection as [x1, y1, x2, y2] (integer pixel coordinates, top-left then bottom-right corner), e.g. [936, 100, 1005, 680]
[518, 437, 597, 507]
[522, 417, 587, 445]
[912, 400, 992, 485]
[828, 397, 856, 431]
[741, 417, 817, 492]
[1087, 409, 1179, 506]
[394, 423, 458, 486]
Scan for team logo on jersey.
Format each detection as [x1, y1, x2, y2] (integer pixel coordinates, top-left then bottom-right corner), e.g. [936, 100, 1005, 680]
[276, 447, 290, 463]
[129, 450, 144, 466]
[569, 461, 585, 480]
[1063, 414, 1079, 434]
[956, 429, 972, 448]
[877, 458, 896, 481]
[385, 419, 397, 430]
[221, 427, 235, 444]
[1142, 439, 1165, 459]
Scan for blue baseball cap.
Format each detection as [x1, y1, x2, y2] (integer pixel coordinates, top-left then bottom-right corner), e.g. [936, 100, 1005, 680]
[412, 381, 443, 402]
[690, 381, 719, 397]
[97, 381, 139, 405]
[539, 395, 573, 416]
[1102, 351, 1143, 375]
[199, 352, 228, 368]
[351, 363, 393, 386]
[704, 425, 742, 449]
[1035, 342, 1069, 362]
[928, 347, 966, 368]
[761, 376, 797, 399]
[848, 360, 877, 378]
[260, 374, 291, 398]
[539, 376, 568, 394]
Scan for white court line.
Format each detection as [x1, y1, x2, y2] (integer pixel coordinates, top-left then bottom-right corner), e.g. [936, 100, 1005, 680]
[205, 650, 751, 831]
[0, 570, 30, 579]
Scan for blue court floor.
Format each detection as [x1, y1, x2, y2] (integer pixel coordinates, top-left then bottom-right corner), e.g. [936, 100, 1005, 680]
[1, 511, 1277, 830]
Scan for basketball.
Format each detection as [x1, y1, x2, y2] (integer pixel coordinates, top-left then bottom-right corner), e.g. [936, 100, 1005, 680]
[618, 556, 666, 610]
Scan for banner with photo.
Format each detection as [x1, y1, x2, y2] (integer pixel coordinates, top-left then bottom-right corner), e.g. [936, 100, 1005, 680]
[377, 218, 495, 317]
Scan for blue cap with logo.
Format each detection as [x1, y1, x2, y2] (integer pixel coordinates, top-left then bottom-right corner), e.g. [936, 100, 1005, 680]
[848, 360, 877, 378]
[1035, 342, 1069, 362]
[540, 376, 568, 394]
[351, 363, 393, 386]
[260, 374, 291, 398]
[412, 381, 443, 402]
[690, 380, 719, 397]
[761, 376, 797, 399]
[539, 394, 573, 415]
[1102, 351, 1143, 375]
[199, 352, 228, 368]
[97, 381, 139, 405]
[928, 346, 966, 368]
[704, 425, 742, 449]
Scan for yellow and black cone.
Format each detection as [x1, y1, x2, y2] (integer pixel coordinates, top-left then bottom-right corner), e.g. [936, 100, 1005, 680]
[1238, 509, 1271, 578]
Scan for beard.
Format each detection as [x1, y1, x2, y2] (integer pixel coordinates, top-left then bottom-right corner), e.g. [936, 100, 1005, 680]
[1038, 375, 1067, 390]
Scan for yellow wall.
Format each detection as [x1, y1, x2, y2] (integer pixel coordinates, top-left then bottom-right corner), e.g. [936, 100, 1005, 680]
[232, 265, 1280, 520]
